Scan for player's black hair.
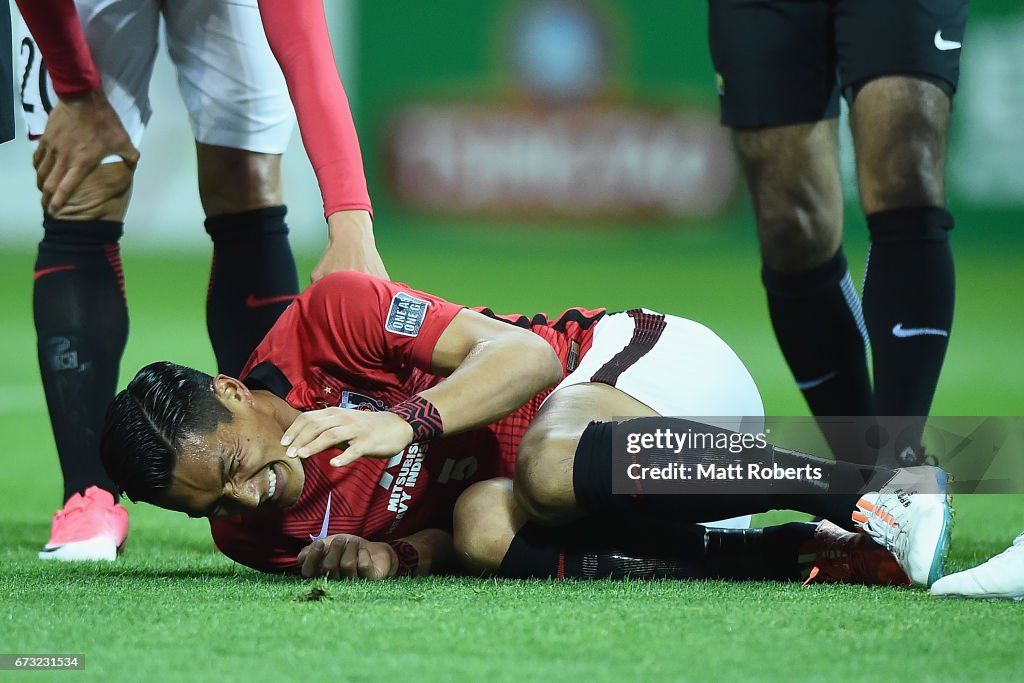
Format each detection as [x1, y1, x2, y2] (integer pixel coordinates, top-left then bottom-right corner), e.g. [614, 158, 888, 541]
[100, 361, 232, 503]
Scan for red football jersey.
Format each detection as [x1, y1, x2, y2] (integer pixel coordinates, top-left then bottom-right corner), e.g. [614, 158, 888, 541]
[210, 271, 604, 572]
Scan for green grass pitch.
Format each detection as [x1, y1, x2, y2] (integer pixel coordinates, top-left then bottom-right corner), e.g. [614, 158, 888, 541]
[1, 212, 1022, 682]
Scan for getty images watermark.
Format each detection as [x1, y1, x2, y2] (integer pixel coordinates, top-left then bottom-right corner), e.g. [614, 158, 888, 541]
[611, 416, 1024, 495]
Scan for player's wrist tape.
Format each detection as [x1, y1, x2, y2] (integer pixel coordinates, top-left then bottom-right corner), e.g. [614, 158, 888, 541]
[389, 395, 444, 442]
[387, 540, 420, 577]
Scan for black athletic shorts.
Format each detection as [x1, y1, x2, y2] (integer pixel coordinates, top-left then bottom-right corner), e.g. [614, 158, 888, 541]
[1, 1, 14, 144]
[708, 0, 969, 128]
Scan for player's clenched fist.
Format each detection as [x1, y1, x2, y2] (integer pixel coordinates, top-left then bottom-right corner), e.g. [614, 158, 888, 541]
[298, 534, 397, 580]
[281, 407, 415, 467]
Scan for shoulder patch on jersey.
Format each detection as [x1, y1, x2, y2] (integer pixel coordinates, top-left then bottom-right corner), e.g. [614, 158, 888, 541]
[386, 291, 431, 337]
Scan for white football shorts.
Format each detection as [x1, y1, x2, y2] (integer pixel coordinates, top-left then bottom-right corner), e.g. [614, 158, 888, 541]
[17, 0, 294, 156]
[547, 308, 765, 529]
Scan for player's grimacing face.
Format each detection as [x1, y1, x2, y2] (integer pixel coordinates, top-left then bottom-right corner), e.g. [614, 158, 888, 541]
[158, 401, 305, 519]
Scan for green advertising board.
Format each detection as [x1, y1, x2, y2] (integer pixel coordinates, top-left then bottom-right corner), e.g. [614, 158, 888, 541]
[355, 1, 732, 227]
[354, 0, 1024, 243]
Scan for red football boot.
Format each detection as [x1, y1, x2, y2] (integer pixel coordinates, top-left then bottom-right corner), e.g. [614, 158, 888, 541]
[800, 520, 910, 586]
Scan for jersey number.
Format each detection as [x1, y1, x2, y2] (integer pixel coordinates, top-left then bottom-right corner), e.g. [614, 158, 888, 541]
[20, 37, 54, 115]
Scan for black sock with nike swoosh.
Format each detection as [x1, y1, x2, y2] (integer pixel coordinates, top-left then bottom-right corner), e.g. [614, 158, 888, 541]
[863, 208, 954, 454]
[205, 205, 298, 376]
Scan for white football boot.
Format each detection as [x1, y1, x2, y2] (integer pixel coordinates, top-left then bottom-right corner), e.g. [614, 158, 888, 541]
[931, 532, 1024, 600]
[852, 466, 952, 587]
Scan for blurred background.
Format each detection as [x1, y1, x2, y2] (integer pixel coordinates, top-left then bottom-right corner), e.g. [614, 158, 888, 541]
[2, 0, 1022, 501]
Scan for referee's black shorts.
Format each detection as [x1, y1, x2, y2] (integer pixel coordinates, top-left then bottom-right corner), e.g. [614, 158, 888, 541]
[707, 0, 969, 128]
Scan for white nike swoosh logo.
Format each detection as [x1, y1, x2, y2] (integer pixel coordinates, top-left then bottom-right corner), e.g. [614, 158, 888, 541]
[892, 323, 949, 338]
[796, 371, 837, 390]
[934, 30, 961, 51]
[309, 492, 332, 541]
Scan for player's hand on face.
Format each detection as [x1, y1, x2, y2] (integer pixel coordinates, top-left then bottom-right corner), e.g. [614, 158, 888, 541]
[34, 89, 140, 215]
[298, 534, 397, 580]
[281, 407, 414, 467]
[311, 210, 389, 282]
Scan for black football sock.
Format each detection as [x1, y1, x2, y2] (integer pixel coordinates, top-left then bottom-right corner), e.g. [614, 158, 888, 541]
[572, 420, 896, 532]
[498, 519, 816, 582]
[499, 519, 705, 580]
[701, 522, 814, 581]
[863, 208, 955, 465]
[205, 206, 298, 377]
[34, 217, 128, 502]
[763, 249, 873, 417]
[763, 250, 876, 464]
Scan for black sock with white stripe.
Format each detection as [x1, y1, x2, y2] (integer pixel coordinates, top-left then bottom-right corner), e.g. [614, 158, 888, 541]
[863, 208, 954, 422]
[762, 249, 874, 462]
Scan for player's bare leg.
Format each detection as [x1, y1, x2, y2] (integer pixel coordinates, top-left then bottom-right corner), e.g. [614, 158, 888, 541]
[36, 163, 134, 560]
[514, 382, 657, 526]
[454, 478, 529, 575]
[851, 76, 955, 465]
[734, 121, 844, 274]
[733, 122, 874, 462]
[196, 143, 283, 216]
[196, 143, 298, 377]
[852, 77, 949, 217]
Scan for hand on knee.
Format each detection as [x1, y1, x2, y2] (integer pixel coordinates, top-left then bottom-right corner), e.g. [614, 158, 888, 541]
[48, 162, 133, 222]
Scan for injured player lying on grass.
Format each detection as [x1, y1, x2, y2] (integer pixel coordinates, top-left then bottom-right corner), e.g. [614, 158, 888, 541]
[99, 271, 952, 586]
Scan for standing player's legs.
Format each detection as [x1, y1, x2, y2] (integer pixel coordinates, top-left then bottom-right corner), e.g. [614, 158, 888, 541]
[708, 1, 874, 462]
[165, 0, 298, 377]
[838, 0, 967, 464]
[733, 122, 876, 435]
[19, 0, 161, 560]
